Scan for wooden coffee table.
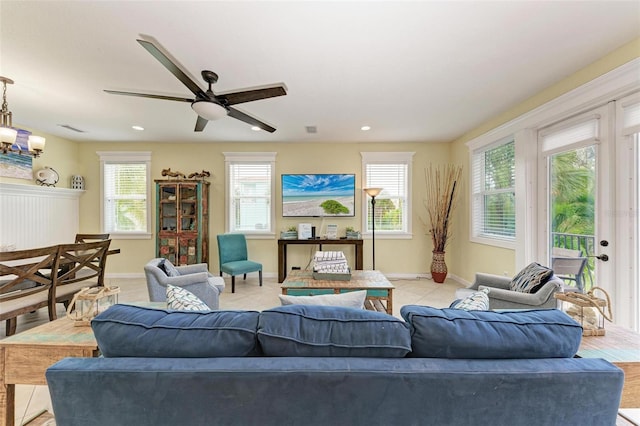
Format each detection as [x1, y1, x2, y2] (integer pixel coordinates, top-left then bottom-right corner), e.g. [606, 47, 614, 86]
[0, 317, 99, 426]
[281, 270, 394, 314]
[578, 322, 640, 408]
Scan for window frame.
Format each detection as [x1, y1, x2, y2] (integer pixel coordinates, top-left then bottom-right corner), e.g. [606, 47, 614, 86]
[223, 152, 276, 238]
[97, 151, 152, 239]
[469, 137, 516, 249]
[360, 151, 414, 239]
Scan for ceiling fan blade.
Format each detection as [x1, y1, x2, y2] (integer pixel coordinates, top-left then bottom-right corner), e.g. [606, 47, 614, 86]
[219, 84, 287, 106]
[104, 90, 193, 102]
[194, 116, 208, 132]
[137, 39, 208, 99]
[227, 107, 276, 133]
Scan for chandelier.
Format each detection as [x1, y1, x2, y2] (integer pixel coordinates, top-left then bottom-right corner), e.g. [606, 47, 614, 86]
[0, 76, 45, 157]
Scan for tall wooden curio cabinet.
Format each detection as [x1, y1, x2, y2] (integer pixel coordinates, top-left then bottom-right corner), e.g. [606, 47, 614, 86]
[155, 180, 209, 266]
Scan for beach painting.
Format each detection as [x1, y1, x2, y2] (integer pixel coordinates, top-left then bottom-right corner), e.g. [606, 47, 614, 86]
[0, 129, 33, 180]
[282, 174, 355, 217]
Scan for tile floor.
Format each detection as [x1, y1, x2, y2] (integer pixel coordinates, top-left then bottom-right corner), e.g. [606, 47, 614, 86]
[3, 274, 463, 425]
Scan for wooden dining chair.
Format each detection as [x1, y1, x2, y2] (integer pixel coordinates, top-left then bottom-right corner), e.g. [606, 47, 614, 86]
[74, 233, 110, 243]
[53, 240, 111, 309]
[0, 245, 60, 336]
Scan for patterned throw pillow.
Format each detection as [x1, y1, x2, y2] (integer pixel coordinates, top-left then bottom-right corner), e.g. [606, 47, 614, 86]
[166, 284, 209, 311]
[452, 288, 490, 311]
[509, 262, 553, 293]
[158, 259, 180, 277]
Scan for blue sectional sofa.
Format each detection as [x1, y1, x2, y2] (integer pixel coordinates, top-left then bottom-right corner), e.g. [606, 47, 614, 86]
[46, 304, 624, 426]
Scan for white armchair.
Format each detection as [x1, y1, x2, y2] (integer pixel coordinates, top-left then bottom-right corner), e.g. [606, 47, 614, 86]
[144, 258, 225, 309]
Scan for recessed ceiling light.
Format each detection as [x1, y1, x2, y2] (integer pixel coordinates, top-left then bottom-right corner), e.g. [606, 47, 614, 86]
[251, 126, 261, 131]
[361, 125, 371, 131]
[132, 125, 144, 131]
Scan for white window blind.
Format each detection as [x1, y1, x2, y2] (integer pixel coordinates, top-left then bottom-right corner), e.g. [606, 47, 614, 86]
[472, 139, 515, 240]
[622, 100, 640, 135]
[224, 152, 276, 235]
[98, 151, 151, 237]
[361, 152, 414, 235]
[541, 118, 599, 153]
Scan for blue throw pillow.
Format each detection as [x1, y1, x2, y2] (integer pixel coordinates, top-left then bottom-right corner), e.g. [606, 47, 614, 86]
[400, 305, 582, 359]
[92, 304, 260, 357]
[258, 305, 411, 357]
[158, 259, 181, 277]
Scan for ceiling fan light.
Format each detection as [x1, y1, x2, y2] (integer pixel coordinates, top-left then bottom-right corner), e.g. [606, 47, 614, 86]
[191, 101, 227, 121]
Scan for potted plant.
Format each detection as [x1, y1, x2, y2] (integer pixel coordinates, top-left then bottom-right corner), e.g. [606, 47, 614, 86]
[424, 164, 462, 283]
[345, 226, 361, 239]
[280, 226, 298, 240]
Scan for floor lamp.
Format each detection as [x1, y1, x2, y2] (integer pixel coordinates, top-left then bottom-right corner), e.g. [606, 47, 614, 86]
[364, 187, 383, 270]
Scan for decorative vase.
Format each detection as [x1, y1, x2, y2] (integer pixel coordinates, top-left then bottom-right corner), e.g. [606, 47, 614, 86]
[431, 250, 448, 283]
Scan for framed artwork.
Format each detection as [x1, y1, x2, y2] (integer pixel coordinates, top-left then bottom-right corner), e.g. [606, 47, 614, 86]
[0, 129, 33, 180]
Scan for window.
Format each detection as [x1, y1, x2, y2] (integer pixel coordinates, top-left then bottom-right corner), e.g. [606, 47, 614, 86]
[471, 139, 515, 244]
[224, 152, 276, 236]
[361, 152, 414, 237]
[98, 151, 151, 238]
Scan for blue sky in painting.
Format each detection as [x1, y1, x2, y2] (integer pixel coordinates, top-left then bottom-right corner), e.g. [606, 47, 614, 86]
[282, 174, 355, 197]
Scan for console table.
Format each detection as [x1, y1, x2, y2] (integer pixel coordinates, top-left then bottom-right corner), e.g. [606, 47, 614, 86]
[277, 238, 363, 283]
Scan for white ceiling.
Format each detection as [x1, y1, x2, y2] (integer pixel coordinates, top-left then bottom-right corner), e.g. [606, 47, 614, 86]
[1, 1, 639, 144]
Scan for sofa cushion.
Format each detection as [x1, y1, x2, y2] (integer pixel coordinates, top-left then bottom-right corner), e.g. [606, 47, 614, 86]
[510, 262, 553, 293]
[258, 305, 411, 357]
[158, 259, 180, 277]
[400, 305, 582, 359]
[278, 290, 366, 309]
[451, 288, 490, 311]
[92, 304, 260, 357]
[166, 284, 209, 311]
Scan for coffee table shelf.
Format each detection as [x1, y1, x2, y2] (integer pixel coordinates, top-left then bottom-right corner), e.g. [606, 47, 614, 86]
[281, 270, 394, 315]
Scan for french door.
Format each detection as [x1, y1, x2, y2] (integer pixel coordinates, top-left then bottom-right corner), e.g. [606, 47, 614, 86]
[538, 98, 640, 331]
[538, 105, 615, 314]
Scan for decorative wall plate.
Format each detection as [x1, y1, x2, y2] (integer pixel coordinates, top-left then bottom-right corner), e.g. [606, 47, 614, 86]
[35, 166, 59, 186]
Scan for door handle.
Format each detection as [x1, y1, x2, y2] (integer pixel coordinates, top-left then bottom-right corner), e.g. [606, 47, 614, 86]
[589, 254, 609, 262]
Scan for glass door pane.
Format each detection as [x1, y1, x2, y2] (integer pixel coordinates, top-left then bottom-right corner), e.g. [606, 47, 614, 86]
[549, 146, 596, 291]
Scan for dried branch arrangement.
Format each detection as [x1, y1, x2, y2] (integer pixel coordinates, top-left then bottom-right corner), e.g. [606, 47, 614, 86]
[424, 164, 463, 252]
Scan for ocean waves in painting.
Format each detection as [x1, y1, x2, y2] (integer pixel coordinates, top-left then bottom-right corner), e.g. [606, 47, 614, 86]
[0, 152, 33, 179]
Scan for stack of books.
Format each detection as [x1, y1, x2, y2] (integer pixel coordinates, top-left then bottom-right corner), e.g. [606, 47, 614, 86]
[313, 251, 351, 280]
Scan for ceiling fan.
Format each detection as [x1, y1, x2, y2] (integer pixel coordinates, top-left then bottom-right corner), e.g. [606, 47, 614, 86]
[105, 38, 287, 133]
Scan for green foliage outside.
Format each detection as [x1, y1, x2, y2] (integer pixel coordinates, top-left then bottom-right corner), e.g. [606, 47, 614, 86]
[367, 198, 403, 230]
[483, 141, 516, 237]
[551, 147, 595, 237]
[550, 146, 596, 289]
[113, 164, 147, 232]
[320, 199, 349, 215]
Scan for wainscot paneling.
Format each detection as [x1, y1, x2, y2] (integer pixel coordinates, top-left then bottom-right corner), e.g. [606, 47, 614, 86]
[0, 183, 83, 250]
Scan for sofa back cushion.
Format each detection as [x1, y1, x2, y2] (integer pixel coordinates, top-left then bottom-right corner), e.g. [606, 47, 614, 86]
[92, 304, 260, 357]
[258, 305, 411, 357]
[400, 306, 582, 359]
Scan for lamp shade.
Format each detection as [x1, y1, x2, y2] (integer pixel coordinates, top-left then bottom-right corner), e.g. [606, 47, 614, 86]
[0, 127, 17, 144]
[364, 187, 383, 198]
[28, 135, 46, 152]
[191, 101, 227, 121]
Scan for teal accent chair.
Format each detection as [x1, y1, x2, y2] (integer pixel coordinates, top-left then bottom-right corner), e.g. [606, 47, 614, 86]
[217, 234, 262, 293]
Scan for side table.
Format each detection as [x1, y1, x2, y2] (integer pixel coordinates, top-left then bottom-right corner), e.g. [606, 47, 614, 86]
[0, 317, 98, 426]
